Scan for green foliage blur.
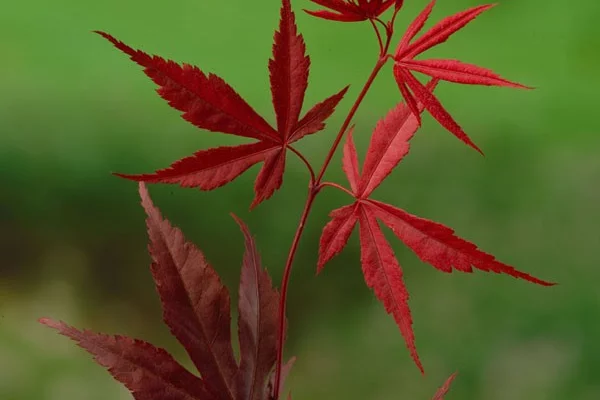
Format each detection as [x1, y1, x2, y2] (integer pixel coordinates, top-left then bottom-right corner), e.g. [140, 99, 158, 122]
[1, 0, 598, 398]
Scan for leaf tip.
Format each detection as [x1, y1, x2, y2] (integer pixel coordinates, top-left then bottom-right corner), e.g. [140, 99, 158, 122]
[316, 261, 326, 275]
[469, 142, 485, 156]
[477, 3, 498, 13]
[38, 317, 63, 331]
[230, 212, 247, 232]
[249, 199, 260, 211]
[532, 277, 558, 287]
[94, 30, 114, 42]
[413, 352, 426, 375]
[113, 172, 145, 182]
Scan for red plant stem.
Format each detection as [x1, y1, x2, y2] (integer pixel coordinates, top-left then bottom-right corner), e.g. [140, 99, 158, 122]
[271, 188, 314, 399]
[318, 181, 355, 196]
[315, 58, 387, 185]
[370, 19, 384, 55]
[288, 145, 316, 185]
[272, 53, 389, 399]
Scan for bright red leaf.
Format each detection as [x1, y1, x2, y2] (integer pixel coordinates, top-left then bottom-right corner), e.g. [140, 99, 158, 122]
[392, 0, 529, 153]
[305, 0, 396, 22]
[368, 200, 553, 285]
[358, 79, 437, 198]
[41, 183, 288, 400]
[358, 204, 422, 372]
[318, 203, 360, 272]
[318, 105, 554, 372]
[342, 127, 361, 193]
[100, 0, 348, 208]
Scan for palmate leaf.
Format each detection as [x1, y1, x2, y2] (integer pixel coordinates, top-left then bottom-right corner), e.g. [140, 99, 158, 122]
[392, 0, 529, 154]
[41, 183, 289, 400]
[100, 0, 348, 208]
[318, 92, 554, 372]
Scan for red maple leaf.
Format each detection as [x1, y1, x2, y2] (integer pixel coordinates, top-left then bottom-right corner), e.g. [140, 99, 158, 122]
[40, 183, 291, 400]
[392, 0, 529, 154]
[304, 0, 396, 22]
[98, 0, 348, 208]
[318, 88, 554, 372]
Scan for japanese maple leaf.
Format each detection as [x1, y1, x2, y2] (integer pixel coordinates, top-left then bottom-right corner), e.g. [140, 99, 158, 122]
[40, 183, 291, 400]
[304, 0, 396, 22]
[392, 0, 529, 154]
[318, 89, 554, 372]
[98, 0, 348, 208]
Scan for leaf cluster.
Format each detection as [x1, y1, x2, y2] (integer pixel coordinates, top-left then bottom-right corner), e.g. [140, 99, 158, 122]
[40, 0, 554, 398]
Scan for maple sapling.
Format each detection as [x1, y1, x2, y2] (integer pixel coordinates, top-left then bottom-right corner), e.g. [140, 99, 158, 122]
[40, 0, 554, 399]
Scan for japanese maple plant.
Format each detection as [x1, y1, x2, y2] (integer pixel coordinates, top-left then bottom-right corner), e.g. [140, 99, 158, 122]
[40, 0, 554, 398]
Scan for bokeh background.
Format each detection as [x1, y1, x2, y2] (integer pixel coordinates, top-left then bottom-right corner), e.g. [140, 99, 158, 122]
[1, 0, 599, 399]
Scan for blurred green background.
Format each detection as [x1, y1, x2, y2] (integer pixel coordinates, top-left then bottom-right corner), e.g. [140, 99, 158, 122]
[1, 0, 598, 399]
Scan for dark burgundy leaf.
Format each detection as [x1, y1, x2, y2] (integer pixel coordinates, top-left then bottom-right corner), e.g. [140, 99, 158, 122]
[233, 215, 280, 400]
[39, 319, 215, 400]
[267, 357, 296, 400]
[41, 184, 292, 400]
[141, 182, 238, 398]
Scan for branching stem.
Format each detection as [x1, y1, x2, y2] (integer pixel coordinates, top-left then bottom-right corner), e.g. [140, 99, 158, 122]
[272, 19, 397, 397]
